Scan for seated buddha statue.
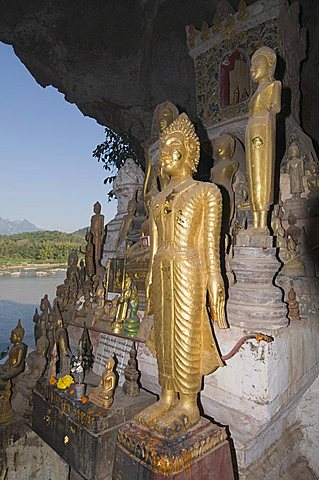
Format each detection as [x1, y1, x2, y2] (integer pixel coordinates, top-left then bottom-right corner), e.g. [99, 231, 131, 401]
[0, 320, 27, 423]
[126, 197, 151, 268]
[0, 320, 27, 383]
[89, 356, 116, 408]
[115, 197, 137, 255]
[282, 235, 305, 277]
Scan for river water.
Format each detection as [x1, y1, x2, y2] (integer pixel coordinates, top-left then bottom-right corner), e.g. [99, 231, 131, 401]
[0, 268, 66, 352]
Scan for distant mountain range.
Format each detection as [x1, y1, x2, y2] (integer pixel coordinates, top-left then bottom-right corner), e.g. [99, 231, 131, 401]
[0, 217, 41, 235]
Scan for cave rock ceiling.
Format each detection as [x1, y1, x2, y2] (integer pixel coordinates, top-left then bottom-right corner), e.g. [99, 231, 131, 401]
[0, 0, 318, 145]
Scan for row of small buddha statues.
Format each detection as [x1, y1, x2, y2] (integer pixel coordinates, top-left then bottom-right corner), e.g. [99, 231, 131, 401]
[0, 290, 74, 422]
[54, 200, 106, 314]
[0, 298, 141, 423]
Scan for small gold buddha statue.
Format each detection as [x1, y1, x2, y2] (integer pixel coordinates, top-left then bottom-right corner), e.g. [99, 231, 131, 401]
[210, 133, 239, 229]
[0, 320, 27, 424]
[112, 275, 132, 333]
[245, 46, 281, 233]
[135, 113, 227, 436]
[105, 296, 118, 319]
[0, 320, 27, 383]
[89, 356, 116, 408]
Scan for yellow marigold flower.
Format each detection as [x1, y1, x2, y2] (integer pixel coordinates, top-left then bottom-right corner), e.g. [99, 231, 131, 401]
[57, 374, 75, 390]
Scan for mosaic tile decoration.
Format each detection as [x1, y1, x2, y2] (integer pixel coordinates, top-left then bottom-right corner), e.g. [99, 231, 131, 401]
[194, 19, 279, 127]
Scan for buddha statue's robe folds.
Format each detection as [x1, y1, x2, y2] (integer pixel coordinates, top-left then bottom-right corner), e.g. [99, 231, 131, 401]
[149, 179, 225, 394]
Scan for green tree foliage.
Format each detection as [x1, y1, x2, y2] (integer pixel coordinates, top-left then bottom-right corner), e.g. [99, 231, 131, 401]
[92, 126, 144, 199]
[0, 229, 87, 267]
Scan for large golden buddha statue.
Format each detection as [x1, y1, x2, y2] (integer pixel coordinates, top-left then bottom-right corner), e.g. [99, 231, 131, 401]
[245, 46, 281, 233]
[135, 113, 227, 436]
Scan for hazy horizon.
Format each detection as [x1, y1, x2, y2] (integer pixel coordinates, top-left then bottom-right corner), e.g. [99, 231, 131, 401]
[0, 42, 117, 232]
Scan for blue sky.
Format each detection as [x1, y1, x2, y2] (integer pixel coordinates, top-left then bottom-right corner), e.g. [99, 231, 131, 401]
[0, 42, 117, 232]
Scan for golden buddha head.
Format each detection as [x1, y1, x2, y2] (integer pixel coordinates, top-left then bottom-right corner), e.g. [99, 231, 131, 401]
[213, 134, 235, 161]
[151, 101, 179, 137]
[160, 113, 200, 175]
[105, 356, 115, 372]
[251, 46, 276, 82]
[10, 319, 25, 344]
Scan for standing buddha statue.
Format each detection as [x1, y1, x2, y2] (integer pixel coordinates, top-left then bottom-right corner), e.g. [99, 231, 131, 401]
[112, 275, 132, 333]
[135, 113, 227, 436]
[90, 201, 105, 268]
[210, 133, 239, 230]
[245, 46, 281, 233]
[287, 142, 304, 198]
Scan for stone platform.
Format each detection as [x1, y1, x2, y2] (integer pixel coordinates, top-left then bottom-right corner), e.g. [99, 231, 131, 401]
[113, 418, 234, 479]
[227, 233, 288, 330]
[32, 379, 156, 480]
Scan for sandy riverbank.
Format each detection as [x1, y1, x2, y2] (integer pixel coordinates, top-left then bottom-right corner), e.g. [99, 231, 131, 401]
[0, 263, 66, 272]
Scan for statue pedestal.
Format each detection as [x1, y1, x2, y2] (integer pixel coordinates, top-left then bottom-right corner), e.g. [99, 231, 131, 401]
[113, 418, 234, 479]
[32, 379, 156, 480]
[227, 233, 288, 330]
